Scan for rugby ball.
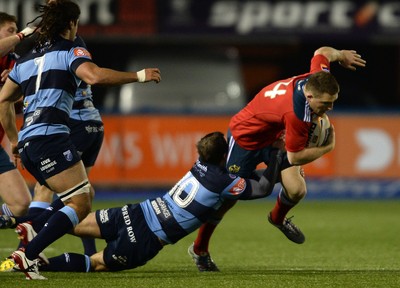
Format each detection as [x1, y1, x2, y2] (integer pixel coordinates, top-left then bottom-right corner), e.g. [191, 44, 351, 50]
[307, 114, 330, 147]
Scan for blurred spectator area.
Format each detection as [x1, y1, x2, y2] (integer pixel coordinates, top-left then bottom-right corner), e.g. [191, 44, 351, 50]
[88, 42, 400, 114]
[95, 46, 246, 114]
[5, 0, 400, 113]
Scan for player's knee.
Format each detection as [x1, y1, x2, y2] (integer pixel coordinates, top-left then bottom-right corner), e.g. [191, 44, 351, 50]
[78, 202, 92, 221]
[58, 181, 92, 219]
[288, 186, 307, 202]
[57, 180, 91, 202]
[16, 199, 31, 216]
[298, 187, 307, 199]
[89, 185, 95, 202]
[5, 202, 29, 217]
[4, 194, 32, 216]
[90, 253, 108, 272]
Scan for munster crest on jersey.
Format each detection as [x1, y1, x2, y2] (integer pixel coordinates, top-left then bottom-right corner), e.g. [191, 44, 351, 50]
[228, 164, 240, 174]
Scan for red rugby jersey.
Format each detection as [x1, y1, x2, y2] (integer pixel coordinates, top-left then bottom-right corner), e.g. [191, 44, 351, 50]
[229, 54, 330, 152]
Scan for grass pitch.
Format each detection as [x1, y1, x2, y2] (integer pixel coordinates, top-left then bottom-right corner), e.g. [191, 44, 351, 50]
[0, 199, 399, 287]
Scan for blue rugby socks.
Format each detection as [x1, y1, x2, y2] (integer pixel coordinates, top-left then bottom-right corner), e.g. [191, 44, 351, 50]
[41, 253, 90, 272]
[25, 206, 78, 261]
[81, 237, 97, 256]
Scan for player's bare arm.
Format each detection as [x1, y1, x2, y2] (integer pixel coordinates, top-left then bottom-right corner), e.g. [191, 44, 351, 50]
[287, 125, 335, 166]
[0, 68, 11, 82]
[0, 79, 21, 146]
[75, 62, 161, 86]
[314, 46, 366, 71]
[0, 26, 36, 57]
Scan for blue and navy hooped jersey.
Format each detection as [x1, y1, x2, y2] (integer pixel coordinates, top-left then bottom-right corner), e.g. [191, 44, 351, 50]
[69, 82, 102, 123]
[69, 36, 102, 123]
[140, 159, 250, 244]
[8, 37, 93, 142]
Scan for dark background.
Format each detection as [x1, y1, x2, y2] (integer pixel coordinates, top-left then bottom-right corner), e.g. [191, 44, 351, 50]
[8, 0, 400, 113]
[85, 41, 399, 112]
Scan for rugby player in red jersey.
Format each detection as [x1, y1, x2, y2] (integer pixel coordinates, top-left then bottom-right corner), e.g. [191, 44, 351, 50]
[189, 46, 366, 271]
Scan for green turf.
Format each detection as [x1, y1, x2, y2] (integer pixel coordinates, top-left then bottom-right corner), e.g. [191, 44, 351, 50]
[1, 200, 399, 287]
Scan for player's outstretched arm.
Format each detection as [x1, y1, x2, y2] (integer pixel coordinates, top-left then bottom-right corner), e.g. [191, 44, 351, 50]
[314, 46, 366, 71]
[75, 62, 161, 86]
[0, 26, 36, 57]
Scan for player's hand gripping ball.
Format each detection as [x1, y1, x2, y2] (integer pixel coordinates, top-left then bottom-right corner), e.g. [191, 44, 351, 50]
[307, 114, 331, 147]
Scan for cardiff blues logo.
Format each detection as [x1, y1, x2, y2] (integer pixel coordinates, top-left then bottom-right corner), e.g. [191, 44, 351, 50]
[63, 150, 73, 161]
[228, 164, 240, 174]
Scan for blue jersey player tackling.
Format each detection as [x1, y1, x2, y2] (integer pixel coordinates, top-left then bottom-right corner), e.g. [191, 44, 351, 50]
[0, 132, 284, 273]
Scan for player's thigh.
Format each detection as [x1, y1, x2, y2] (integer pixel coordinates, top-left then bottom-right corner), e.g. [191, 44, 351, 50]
[19, 134, 83, 187]
[280, 165, 306, 198]
[45, 161, 88, 193]
[0, 169, 31, 210]
[73, 211, 101, 238]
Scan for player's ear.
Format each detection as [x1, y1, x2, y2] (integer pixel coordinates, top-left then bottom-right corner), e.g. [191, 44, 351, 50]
[303, 85, 313, 101]
[69, 19, 79, 29]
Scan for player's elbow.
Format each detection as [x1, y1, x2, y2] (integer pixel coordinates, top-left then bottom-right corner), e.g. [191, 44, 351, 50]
[76, 63, 104, 86]
[287, 151, 307, 166]
[314, 46, 331, 57]
[314, 46, 340, 63]
[81, 68, 105, 85]
[82, 74, 100, 86]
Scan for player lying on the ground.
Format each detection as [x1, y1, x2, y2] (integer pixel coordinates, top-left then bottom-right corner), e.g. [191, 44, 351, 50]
[0, 131, 286, 274]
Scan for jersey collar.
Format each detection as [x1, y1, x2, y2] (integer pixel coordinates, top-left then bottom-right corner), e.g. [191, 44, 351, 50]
[293, 78, 313, 122]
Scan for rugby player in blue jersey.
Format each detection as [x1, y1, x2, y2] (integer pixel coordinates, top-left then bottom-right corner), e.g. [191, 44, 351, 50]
[1, 131, 284, 273]
[0, 0, 160, 279]
[0, 7, 104, 269]
[9, 0, 105, 258]
[25, 35, 105, 257]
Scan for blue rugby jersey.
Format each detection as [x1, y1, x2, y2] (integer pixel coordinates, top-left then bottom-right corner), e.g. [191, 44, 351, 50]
[8, 37, 93, 143]
[69, 36, 102, 123]
[69, 80, 102, 123]
[140, 159, 250, 244]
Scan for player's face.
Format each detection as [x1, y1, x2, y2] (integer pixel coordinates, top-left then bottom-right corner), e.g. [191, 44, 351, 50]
[0, 21, 18, 39]
[307, 92, 338, 116]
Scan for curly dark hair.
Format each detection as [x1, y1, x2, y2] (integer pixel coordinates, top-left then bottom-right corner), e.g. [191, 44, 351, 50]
[31, 0, 80, 47]
[196, 132, 228, 165]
